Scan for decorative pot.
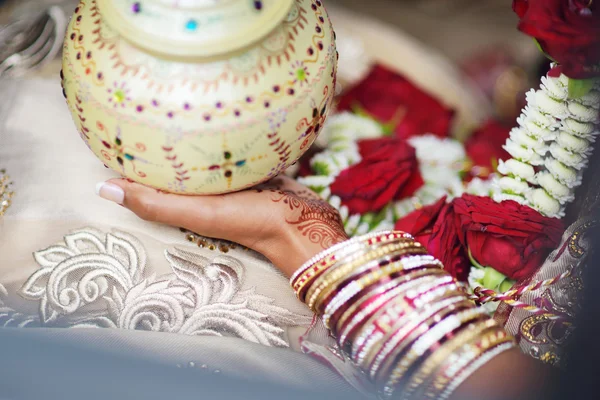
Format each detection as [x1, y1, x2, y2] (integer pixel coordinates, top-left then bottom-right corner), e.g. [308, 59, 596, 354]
[61, 0, 337, 194]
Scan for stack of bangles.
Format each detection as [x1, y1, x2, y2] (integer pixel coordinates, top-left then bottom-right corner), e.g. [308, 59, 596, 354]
[290, 231, 516, 399]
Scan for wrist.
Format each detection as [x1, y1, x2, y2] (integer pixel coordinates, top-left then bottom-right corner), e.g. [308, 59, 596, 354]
[269, 223, 349, 278]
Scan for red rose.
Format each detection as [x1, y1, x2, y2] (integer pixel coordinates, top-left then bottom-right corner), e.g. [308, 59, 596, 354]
[330, 137, 424, 214]
[513, 0, 600, 79]
[453, 194, 564, 281]
[395, 196, 470, 281]
[394, 196, 447, 248]
[465, 119, 512, 179]
[336, 64, 455, 139]
[428, 203, 471, 281]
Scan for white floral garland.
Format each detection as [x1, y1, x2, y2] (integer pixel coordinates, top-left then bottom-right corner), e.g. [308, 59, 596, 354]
[298, 112, 487, 235]
[493, 72, 600, 218]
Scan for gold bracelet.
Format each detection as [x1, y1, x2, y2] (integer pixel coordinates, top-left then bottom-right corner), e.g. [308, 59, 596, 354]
[397, 320, 501, 400]
[290, 231, 412, 287]
[293, 233, 414, 299]
[379, 310, 492, 398]
[334, 267, 451, 343]
[356, 291, 469, 367]
[306, 240, 421, 310]
[316, 247, 431, 318]
[364, 279, 472, 374]
[369, 299, 480, 382]
[306, 241, 422, 311]
[423, 327, 515, 400]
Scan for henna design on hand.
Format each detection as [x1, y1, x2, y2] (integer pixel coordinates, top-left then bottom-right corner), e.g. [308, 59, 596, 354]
[270, 189, 348, 250]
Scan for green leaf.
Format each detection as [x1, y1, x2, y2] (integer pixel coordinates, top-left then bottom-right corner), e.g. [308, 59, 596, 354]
[499, 278, 516, 293]
[312, 161, 330, 176]
[568, 78, 596, 99]
[533, 39, 556, 63]
[467, 248, 486, 269]
[482, 267, 508, 290]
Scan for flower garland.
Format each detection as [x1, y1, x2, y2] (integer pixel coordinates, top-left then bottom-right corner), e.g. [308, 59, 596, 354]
[493, 72, 600, 218]
[298, 112, 471, 236]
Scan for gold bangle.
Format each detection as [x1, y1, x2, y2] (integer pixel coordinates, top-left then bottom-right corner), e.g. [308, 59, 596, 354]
[364, 280, 471, 373]
[397, 320, 501, 400]
[306, 241, 422, 311]
[316, 246, 430, 317]
[422, 327, 515, 400]
[322, 256, 442, 329]
[292, 233, 414, 300]
[290, 231, 412, 287]
[379, 310, 492, 398]
[355, 289, 468, 366]
[369, 299, 480, 382]
[334, 267, 451, 342]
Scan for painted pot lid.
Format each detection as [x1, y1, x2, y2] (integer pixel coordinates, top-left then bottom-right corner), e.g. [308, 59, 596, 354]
[96, 0, 294, 58]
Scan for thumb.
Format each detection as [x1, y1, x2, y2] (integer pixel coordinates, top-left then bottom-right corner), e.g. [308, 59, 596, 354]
[95, 179, 224, 237]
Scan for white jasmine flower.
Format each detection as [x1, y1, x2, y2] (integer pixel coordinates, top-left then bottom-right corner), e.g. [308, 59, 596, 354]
[356, 222, 370, 235]
[536, 171, 574, 204]
[521, 106, 559, 129]
[567, 101, 600, 123]
[321, 187, 331, 199]
[541, 76, 568, 100]
[503, 139, 545, 165]
[297, 175, 335, 189]
[556, 131, 593, 154]
[533, 90, 568, 118]
[493, 192, 528, 205]
[497, 159, 536, 184]
[545, 159, 581, 188]
[408, 135, 466, 166]
[562, 118, 596, 137]
[310, 152, 339, 176]
[316, 112, 383, 147]
[577, 89, 600, 107]
[371, 219, 395, 232]
[329, 195, 342, 210]
[466, 177, 495, 197]
[520, 118, 557, 141]
[548, 143, 587, 169]
[509, 127, 548, 154]
[339, 205, 349, 221]
[345, 214, 361, 234]
[528, 188, 563, 218]
[496, 176, 530, 195]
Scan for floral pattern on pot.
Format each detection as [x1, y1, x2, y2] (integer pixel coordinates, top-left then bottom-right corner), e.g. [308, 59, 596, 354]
[61, 0, 337, 194]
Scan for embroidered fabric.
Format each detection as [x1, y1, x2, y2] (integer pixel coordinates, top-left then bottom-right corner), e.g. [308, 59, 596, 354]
[495, 217, 597, 366]
[2, 227, 309, 348]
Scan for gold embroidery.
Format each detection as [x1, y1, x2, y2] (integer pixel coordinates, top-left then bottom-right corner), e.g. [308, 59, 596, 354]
[180, 228, 249, 253]
[568, 220, 600, 258]
[0, 169, 14, 217]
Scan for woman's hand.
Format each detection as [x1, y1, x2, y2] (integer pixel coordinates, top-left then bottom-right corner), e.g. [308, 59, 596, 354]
[95, 176, 349, 277]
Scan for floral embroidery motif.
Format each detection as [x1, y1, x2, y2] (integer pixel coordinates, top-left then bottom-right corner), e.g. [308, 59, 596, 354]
[6, 228, 306, 347]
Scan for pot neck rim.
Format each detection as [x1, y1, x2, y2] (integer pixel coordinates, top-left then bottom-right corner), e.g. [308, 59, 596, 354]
[96, 0, 294, 58]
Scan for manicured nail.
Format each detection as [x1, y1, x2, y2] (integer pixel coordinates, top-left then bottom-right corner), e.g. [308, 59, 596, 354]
[95, 182, 124, 204]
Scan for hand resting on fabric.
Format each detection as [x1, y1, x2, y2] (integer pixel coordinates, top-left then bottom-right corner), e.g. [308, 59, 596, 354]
[95, 176, 349, 277]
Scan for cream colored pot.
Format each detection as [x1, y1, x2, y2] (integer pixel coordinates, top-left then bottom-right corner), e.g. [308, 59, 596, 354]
[61, 0, 337, 194]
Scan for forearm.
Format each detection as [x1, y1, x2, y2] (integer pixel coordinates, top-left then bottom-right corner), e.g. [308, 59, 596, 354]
[450, 348, 555, 400]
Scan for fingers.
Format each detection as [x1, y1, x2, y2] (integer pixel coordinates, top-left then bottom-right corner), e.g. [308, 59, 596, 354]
[96, 179, 223, 236]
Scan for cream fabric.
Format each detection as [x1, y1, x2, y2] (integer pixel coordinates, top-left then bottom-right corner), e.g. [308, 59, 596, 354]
[0, 78, 361, 394]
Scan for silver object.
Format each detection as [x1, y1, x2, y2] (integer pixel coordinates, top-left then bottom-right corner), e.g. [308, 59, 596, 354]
[0, 5, 67, 78]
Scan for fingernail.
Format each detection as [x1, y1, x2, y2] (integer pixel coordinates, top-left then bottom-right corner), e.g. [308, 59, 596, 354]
[95, 182, 125, 204]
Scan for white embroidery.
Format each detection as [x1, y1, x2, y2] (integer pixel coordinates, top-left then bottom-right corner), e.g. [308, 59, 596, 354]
[9, 228, 307, 347]
[0, 284, 39, 327]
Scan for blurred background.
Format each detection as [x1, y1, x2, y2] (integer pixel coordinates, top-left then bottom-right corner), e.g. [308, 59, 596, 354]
[0, 0, 547, 126]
